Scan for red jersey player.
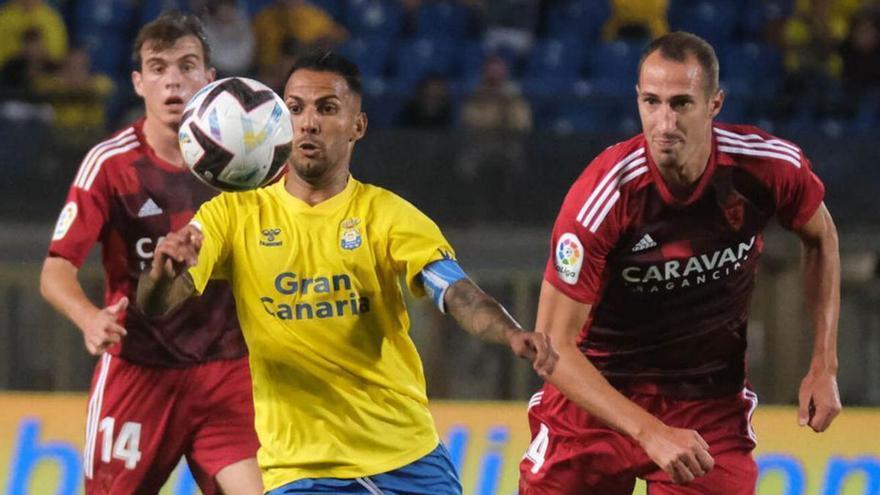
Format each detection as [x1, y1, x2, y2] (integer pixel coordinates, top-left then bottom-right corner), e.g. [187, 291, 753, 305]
[519, 32, 842, 494]
[39, 11, 262, 495]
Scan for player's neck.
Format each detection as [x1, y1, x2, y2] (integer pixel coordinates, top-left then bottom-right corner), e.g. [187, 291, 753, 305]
[656, 144, 711, 198]
[284, 165, 350, 206]
[143, 117, 185, 168]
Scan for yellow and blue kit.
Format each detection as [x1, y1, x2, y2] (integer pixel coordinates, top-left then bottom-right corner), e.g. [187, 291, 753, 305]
[189, 176, 462, 491]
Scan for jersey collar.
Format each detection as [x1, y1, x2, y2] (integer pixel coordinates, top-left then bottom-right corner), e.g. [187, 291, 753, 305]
[271, 173, 359, 214]
[644, 132, 723, 207]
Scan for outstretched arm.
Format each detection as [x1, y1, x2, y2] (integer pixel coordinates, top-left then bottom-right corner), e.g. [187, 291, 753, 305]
[40, 257, 128, 355]
[136, 224, 202, 317]
[794, 202, 842, 432]
[536, 281, 714, 484]
[443, 278, 557, 378]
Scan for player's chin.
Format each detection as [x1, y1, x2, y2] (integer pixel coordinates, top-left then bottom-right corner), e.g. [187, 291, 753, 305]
[291, 159, 328, 179]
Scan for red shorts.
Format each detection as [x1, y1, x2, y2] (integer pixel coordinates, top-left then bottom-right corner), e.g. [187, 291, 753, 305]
[519, 384, 759, 495]
[83, 354, 259, 495]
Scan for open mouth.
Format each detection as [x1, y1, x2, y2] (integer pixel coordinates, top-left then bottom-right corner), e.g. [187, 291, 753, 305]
[165, 96, 185, 108]
[298, 142, 319, 152]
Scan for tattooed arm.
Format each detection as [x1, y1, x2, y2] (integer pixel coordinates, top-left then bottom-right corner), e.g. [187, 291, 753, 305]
[444, 278, 558, 377]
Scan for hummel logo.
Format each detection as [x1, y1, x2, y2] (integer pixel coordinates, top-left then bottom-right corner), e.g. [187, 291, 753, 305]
[632, 234, 657, 252]
[260, 228, 282, 247]
[138, 198, 163, 218]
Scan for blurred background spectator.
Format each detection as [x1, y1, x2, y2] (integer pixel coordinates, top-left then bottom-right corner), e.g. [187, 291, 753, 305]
[252, 0, 348, 81]
[460, 54, 532, 132]
[202, 0, 256, 78]
[0, 27, 57, 95]
[602, 0, 669, 41]
[398, 72, 453, 128]
[838, 6, 880, 127]
[34, 46, 114, 148]
[0, 0, 67, 69]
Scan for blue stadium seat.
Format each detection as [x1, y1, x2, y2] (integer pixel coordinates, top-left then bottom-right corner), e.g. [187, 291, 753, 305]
[244, 0, 275, 18]
[548, 96, 636, 134]
[721, 42, 782, 98]
[521, 77, 581, 98]
[139, 0, 191, 24]
[545, 0, 608, 44]
[458, 41, 487, 92]
[524, 37, 585, 80]
[587, 40, 644, 96]
[414, 0, 474, 40]
[669, 0, 739, 50]
[521, 37, 588, 97]
[362, 91, 407, 128]
[244, 0, 343, 22]
[72, 0, 138, 78]
[391, 38, 457, 92]
[345, 0, 403, 38]
[716, 98, 747, 124]
[309, 0, 344, 21]
[72, 0, 136, 32]
[338, 36, 391, 78]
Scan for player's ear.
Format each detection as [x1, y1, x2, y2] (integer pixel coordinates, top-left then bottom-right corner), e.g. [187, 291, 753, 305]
[132, 70, 144, 98]
[710, 88, 725, 118]
[351, 111, 367, 142]
[206, 67, 216, 84]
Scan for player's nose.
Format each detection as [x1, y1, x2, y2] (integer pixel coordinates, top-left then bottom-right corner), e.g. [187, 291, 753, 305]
[295, 107, 320, 134]
[657, 104, 677, 132]
[164, 66, 183, 87]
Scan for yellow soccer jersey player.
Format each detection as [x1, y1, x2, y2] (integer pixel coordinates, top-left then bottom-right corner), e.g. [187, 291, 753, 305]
[189, 177, 451, 487]
[138, 52, 556, 494]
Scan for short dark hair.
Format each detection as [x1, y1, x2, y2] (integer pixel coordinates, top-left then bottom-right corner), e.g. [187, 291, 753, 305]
[638, 31, 719, 96]
[132, 10, 211, 69]
[285, 51, 363, 97]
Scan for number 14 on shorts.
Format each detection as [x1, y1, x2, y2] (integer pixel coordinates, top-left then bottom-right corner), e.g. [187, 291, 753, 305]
[99, 417, 143, 469]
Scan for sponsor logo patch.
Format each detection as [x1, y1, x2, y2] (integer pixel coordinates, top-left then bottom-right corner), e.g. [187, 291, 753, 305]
[52, 202, 77, 241]
[555, 233, 583, 285]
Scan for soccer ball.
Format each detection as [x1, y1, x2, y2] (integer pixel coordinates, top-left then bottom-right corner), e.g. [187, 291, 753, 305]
[178, 77, 293, 192]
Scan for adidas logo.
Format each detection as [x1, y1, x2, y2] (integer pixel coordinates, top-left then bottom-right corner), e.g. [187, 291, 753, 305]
[138, 198, 163, 218]
[632, 234, 657, 252]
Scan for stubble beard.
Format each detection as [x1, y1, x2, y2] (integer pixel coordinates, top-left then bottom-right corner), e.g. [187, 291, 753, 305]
[291, 157, 330, 183]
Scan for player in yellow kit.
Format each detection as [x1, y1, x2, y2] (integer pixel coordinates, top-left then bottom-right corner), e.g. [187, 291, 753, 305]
[138, 51, 558, 494]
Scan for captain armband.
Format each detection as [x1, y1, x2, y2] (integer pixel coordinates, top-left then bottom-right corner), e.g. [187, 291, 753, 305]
[419, 259, 468, 313]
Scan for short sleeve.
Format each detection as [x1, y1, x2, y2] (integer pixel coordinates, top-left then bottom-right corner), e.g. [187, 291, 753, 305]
[385, 197, 456, 298]
[774, 154, 825, 230]
[47, 159, 111, 267]
[188, 194, 232, 294]
[543, 162, 624, 305]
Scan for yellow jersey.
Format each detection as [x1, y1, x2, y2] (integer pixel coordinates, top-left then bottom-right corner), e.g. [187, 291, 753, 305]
[189, 176, 454, 490]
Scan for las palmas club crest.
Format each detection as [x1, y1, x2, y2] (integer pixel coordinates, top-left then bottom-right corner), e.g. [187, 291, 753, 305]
[340, 218, 362, 250]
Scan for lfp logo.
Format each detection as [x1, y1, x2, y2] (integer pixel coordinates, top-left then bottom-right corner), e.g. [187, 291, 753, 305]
[555, 233, 583, 285]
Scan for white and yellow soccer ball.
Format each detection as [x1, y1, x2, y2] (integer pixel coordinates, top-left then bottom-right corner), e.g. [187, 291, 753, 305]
[178, 77, 293, 192]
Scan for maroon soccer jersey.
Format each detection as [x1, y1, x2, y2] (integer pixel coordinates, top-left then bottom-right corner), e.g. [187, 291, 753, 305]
[545, 123, 825, 398]
[48, 119, 246, 367]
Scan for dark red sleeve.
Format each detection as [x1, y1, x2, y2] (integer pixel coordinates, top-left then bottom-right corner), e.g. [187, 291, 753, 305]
[774, 154, 825, 230]
[47, 156, 112, 267]
[543, 158, 625, 304]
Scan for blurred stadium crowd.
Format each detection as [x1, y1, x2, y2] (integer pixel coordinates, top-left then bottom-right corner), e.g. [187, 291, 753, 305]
[2, 0, 880, 140]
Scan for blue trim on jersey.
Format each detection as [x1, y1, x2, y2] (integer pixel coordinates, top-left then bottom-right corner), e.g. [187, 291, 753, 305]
[419, 259, 468, 314]
[267, 443, 462, 495]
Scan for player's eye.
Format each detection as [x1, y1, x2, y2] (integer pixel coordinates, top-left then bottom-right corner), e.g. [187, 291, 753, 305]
[288, 104, 301, 114]
[320, 104, 338, 114]
[672, 100, 689, 108]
